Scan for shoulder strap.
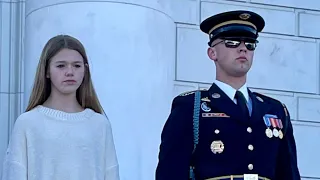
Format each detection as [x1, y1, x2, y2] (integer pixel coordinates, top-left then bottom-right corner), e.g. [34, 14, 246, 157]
[189, 90, 201, 180]
[281, 103, 290, 134]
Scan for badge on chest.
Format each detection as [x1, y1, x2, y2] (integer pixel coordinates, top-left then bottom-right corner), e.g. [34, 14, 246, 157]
[210, 140, 224, 154]
[201, 102, 211, 112]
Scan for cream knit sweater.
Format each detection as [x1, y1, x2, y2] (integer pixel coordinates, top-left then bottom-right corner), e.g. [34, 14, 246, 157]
[2, 105, 120, 180]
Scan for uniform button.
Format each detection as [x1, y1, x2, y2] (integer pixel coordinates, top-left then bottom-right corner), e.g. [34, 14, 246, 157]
[214, 129, 220, 134]
[248, 164, 253, 170]
[247, 127, 252, 133]
[248, 144, 254, 151]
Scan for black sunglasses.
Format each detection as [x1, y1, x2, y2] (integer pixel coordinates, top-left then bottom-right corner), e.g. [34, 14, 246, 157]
[211, 39, 258, 51]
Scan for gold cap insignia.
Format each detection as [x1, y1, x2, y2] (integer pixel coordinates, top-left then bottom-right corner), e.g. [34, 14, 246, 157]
[239, 13, 251, 20]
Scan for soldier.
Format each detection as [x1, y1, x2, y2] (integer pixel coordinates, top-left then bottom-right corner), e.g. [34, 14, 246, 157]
[155, 10, 300, 180]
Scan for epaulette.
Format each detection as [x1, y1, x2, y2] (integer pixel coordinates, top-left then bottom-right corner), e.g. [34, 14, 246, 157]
[179, 90, 197, 97]
[281, 103, 289, 117]
[178, 89, 208, 97]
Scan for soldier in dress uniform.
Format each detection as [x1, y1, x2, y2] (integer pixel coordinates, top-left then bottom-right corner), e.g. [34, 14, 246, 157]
[155, 10, 301, 180]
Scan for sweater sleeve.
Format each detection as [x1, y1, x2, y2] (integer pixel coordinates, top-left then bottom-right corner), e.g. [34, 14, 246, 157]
[104, 118, 120, 180]
[2, 117, 28, 180]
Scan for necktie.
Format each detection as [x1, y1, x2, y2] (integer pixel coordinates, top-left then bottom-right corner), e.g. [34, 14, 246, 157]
[235, 91, 249, 118]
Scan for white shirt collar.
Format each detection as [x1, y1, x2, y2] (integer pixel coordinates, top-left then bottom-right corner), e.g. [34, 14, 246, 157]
[214, 79, 249, 103]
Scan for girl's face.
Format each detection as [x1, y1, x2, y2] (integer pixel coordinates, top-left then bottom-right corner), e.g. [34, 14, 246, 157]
[47, 48, 85, 95]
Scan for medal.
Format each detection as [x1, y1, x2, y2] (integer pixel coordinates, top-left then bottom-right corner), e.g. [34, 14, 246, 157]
[265, 128, 273, 138]
[273, 128, 279, 137]
[278, 130, 283, 139]
[269, 116, 280, 138]
[278, 119, 284, 139]
[263, 115, 273, 138]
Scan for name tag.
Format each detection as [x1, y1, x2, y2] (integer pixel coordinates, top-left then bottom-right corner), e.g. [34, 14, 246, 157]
[244, 174, 258, 180]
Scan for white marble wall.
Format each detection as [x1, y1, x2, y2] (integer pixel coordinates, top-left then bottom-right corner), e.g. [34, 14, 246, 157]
[173, 0, 320, 179]
[1, 0, 320, 179]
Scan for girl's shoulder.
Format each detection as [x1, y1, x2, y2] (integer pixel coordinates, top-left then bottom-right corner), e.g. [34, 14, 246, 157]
[87, 110, 114, 129]
[12, 106, 43, 131]
[16, 106, 42, 121]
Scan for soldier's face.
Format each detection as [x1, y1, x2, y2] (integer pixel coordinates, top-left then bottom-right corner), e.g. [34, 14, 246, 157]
[207, 38, 255, 78]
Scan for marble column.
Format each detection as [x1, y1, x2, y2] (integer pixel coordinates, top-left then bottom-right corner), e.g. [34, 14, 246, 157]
[0, 1, 25, 177]
[24, 0, 175, 179]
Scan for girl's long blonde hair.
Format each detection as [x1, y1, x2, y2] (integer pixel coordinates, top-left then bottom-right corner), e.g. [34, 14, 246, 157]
[25, 34, 104, 114]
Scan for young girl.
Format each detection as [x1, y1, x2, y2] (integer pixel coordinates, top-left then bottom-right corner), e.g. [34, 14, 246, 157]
[2, 35, 120, 180]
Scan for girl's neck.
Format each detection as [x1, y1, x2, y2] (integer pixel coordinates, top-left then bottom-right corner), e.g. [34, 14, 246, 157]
[43, 91, 84, 113]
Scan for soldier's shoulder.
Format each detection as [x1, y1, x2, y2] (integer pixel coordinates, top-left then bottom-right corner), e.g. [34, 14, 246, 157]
[172, 89, 208, 107]
[177, 89, 200, 97]
[253, 91, 284, 106]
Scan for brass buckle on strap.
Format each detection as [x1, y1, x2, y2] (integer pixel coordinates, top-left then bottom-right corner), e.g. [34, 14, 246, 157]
[244, 174, 258, 180]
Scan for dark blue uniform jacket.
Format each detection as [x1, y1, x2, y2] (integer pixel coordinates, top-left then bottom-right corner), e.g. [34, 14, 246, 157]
[156, 83, 300, 180]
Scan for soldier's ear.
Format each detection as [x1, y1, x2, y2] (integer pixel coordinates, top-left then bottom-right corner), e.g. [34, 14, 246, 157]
[207, 47, 218, 61]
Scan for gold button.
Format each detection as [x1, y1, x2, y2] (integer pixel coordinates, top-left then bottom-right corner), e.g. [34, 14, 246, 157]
[214, 129, 220, 134]
[248, 164, 253, 170]
[248, 144, 254, 151]
[247, 127, 252, 133]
